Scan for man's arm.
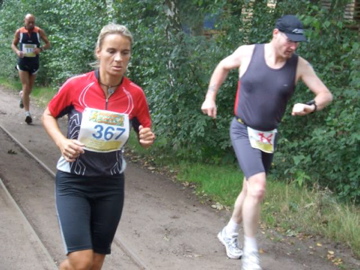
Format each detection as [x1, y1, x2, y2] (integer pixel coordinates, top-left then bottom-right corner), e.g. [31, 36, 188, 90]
[39, 28, 50, 51]
[292, 57, 333, 116]
[11, 30, 23, 57]
[201, 45, 248, 119]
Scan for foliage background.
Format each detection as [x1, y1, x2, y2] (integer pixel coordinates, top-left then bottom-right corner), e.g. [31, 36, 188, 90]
[0, 0, 359, 201]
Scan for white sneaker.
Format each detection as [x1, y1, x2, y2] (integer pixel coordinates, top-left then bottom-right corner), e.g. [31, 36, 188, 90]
[25, 112, 32, 125]
[242, 251, 262, 270]
[217, 227, 243, 259]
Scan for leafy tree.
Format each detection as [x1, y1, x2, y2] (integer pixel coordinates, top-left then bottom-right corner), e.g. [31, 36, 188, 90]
[0, 0, 112, 86]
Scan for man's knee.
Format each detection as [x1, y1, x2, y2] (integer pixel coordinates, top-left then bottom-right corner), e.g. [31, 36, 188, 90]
[247, 174, 266, 201]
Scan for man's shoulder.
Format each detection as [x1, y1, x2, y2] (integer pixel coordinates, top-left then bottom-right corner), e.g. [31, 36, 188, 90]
[17, 27, 26, 33]
[297, 56, 308, 64]
[296, 56, 313, 73]
[238, 43, 258, 52]
[233, 44, 257, 59]
[244, 44, 257, 49]
[16, 26, 41, 33]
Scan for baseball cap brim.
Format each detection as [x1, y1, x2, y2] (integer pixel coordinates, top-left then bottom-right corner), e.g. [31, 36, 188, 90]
[284, 32, 307, 42]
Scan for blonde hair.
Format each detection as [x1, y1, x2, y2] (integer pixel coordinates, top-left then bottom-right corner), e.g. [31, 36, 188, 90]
[96, 23, 133, 49]
[91, 23, 133, 68]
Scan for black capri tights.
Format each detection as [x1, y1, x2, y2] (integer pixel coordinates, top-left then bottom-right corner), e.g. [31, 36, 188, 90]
[55, 171, 125, 255]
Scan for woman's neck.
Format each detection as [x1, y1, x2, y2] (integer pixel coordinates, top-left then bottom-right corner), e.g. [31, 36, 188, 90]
[97, 70, 123, 96]
[98, 70, 122, 87]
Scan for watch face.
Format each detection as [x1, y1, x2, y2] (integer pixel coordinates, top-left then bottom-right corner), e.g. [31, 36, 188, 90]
[306, 100, 315, 105]
[305, 100, 317, 112]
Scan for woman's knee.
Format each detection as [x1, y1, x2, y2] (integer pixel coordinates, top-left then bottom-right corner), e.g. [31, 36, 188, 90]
[66, 250, 94, 270]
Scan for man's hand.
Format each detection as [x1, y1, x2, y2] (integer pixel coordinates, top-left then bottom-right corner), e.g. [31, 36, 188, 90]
[291, 103, 316, 116]
[201, 98, 217, 119]
[17, 50, 24, 58]
[34, 47, 42, 55]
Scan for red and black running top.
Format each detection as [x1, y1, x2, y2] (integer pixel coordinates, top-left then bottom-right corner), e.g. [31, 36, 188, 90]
[48, 70, 152, 176]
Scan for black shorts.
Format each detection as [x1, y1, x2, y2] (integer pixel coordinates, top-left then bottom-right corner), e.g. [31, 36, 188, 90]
[16, 62, 39, 74]
[230, 118, 276, 179]
[55, 171, 125, 255]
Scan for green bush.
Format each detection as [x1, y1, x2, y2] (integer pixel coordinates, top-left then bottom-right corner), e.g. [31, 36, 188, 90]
[273, 3, 360, 203]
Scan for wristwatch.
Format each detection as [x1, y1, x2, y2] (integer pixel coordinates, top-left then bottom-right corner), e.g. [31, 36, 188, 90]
[305, 100, 317, 113]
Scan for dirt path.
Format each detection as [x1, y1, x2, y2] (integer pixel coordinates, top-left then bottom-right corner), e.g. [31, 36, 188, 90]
[0, 85, 358, 270]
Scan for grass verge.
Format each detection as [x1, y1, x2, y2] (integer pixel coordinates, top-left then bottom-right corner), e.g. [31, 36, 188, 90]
[0, 77, 57, 108]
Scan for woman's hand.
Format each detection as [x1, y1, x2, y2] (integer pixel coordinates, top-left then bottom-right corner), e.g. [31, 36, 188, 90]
[59, 139, 85, 162]
[138, 125, 156, 148]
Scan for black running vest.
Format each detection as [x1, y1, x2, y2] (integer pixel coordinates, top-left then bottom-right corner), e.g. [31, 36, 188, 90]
[234, 44, 298, 131]
[18, 26, 41, 65]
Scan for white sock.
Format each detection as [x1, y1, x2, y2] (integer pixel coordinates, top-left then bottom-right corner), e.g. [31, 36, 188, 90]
[244, 235, 258, 253]
[225, 218, 240, 235]
[25, 111, 31, 116]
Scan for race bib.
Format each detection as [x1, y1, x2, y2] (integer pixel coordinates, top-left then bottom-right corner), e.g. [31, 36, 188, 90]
[247, 126, 277, 153]
[78, 108, 130, 152]
[23, 44, 37, 57]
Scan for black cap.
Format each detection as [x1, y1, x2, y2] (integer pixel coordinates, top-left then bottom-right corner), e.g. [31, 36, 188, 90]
[275, 15, 307, 42]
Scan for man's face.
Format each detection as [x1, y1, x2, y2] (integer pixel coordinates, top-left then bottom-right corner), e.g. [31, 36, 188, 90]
[24, 16, 35, 30]
[277, 31, 299, 59]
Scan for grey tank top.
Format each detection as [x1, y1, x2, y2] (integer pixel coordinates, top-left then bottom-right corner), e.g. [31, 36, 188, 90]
[234, 44, 298, 131]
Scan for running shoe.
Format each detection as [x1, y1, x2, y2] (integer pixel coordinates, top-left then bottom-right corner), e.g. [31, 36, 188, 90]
[217, 227, 243, 259]
[242, 251, 262, 270]
[19, 91, 24, 108]
[25, 112, 32, 125]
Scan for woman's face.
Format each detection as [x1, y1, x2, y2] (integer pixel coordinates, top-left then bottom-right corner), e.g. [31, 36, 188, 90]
[96, 33, 131, 78]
